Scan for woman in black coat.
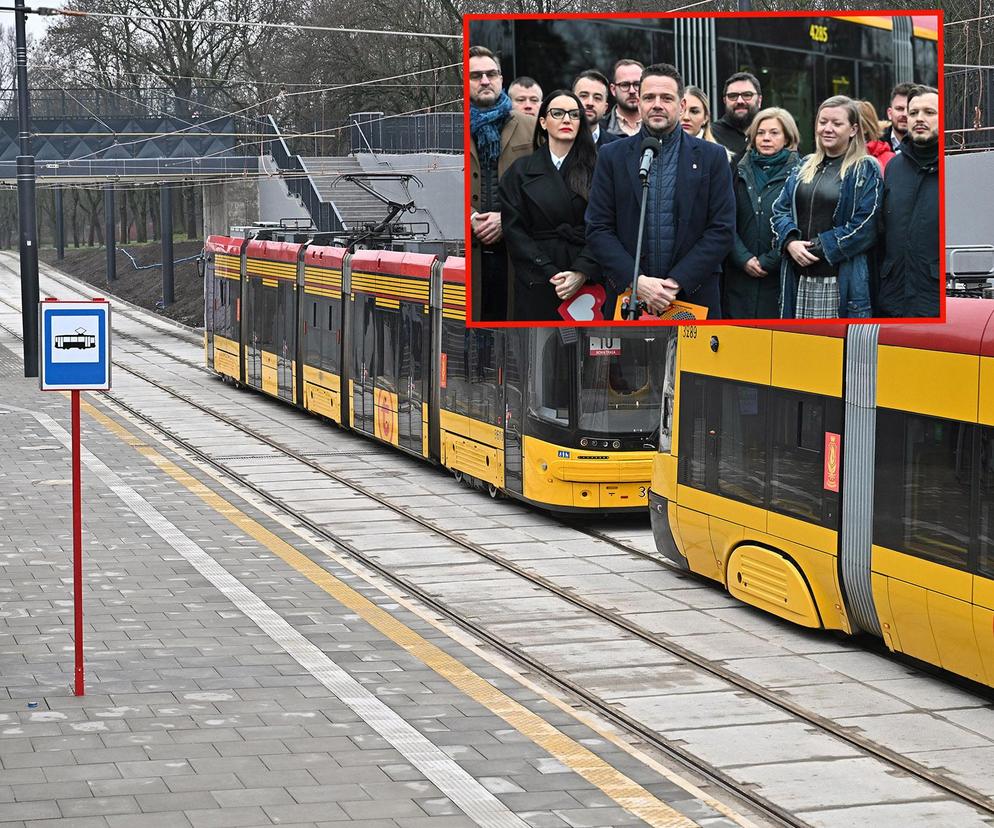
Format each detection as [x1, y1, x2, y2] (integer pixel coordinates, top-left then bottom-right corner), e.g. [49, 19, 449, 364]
[499, 90, 601, 321]
[723, 107, 801, 319]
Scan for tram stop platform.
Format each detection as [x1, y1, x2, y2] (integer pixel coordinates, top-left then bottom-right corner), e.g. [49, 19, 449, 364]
[0, 339, 740, 828]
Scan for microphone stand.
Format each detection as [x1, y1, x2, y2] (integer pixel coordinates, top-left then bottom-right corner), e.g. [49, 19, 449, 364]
[626, 171, 652, 321]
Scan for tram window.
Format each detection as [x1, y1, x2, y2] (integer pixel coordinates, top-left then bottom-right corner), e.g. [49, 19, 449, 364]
[678, 373, 708, 490]
[874, 410, 972, 570]
[328, 305, 334, 331]
[375, 310, 399, 392]
[528, 329, 571, 426]
[978, 428, 994, 579]
[715, 382, 766, 507]
[771, 393, 829, 525]
[440, 319, 468, 416]
[469, 330, 499, 425]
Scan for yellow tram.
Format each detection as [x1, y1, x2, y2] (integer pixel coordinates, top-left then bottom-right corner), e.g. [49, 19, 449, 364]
[649, 299, 994, 686]
[204, 233, 665, 513]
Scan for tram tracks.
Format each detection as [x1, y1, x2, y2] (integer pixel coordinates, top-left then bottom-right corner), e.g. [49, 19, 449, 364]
[3, 286, 994, 825]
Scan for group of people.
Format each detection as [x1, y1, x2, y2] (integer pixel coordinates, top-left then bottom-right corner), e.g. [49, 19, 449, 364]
[468, 46, 940, 322]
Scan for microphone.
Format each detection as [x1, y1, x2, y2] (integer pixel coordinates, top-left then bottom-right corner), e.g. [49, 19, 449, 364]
[638, 136, 660, 182]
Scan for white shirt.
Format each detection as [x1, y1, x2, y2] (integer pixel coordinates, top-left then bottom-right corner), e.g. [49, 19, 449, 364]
[550, 148, 567, 169]
[591, 125, 601, 145]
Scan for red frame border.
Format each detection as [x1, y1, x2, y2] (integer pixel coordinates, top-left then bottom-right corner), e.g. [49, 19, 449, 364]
[463, 9, 945, 330]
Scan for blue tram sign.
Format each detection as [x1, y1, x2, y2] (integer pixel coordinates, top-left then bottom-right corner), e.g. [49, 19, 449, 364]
[39, 300, 112, 391]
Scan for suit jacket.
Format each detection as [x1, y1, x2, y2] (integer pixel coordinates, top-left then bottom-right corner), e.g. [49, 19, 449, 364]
[468, 111, 535, 319]
[595, 128, 621, 150]
[499, 148, 601, 321]
[585, 130, 736, 318]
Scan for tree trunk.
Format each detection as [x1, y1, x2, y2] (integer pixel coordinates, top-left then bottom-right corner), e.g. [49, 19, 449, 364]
[71, 190, 80, 248]
[119, 191, 129, 245]
[136, 189, 149, 243]
[186, 186, 198, 239]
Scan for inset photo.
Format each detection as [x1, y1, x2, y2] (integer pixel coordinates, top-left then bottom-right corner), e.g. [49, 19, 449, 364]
[464, 11, 941, 326]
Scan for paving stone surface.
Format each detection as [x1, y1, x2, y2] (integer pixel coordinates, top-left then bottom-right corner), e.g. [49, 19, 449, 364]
[0, 318, 737, 827]
[6, 255, 994, 827]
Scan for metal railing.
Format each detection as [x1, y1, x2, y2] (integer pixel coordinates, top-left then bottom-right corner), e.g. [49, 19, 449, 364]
[264, 115, 344, 233]
[0, 87, 236, 120]
[348, 111, 462, 154]
[946, 244, 994, 298]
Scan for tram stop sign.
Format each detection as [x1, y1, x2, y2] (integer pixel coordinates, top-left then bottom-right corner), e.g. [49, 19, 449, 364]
[39, 300, 112, 391]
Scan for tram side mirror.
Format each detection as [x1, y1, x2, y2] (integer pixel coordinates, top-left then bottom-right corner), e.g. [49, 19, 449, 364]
[710, 336, 719, 353]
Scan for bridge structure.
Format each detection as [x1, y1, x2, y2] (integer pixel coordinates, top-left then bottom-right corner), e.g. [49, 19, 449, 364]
[0, 88, 261, 294]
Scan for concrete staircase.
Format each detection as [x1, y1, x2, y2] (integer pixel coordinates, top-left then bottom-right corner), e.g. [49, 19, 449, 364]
[300, 156, 393, 230]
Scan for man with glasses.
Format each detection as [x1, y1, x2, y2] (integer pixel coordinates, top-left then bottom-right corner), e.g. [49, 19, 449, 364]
[573, 69, 619, 149]
[603, 59, 645, 137]
[586, 63, 735, 319]
[468, 45, 535, 320]
[712, 72, 763, 160]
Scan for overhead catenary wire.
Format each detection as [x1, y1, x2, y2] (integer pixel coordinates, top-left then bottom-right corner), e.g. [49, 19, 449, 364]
[55, 63, 461, 162]
[0, 6, 461, 39]
[26, 95, 465, 181]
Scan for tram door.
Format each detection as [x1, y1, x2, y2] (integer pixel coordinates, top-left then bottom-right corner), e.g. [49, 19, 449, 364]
[244, 275, 265, 391]
[204, 254, 216, 369]
[398, 303, 427, 455]
[276, 280, 295, 402]
[503, 329, 525, 495]
[351, 294, 376, 434]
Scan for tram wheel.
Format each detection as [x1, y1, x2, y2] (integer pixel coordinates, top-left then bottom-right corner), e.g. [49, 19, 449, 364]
[453, 470, 464, 484]
[487, 484, 500, 499]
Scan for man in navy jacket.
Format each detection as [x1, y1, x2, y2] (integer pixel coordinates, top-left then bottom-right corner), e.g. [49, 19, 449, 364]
[585, 63, 735, 319]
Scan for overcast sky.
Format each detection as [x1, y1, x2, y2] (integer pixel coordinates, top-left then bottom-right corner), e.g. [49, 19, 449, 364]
[1, 0, 65, 45]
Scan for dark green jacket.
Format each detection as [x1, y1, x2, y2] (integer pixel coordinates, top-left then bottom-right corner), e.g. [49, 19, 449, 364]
[723, 150, 799, 319]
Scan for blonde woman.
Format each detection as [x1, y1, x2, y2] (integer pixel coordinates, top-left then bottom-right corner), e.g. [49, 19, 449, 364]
[724, 107, 801, 319]
[681, 86, 734, 161]
[771, 95, 882, 318]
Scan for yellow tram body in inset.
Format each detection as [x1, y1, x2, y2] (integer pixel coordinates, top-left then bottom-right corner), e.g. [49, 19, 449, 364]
[650, 302, 994, 687]
[203, 234, 663, 514]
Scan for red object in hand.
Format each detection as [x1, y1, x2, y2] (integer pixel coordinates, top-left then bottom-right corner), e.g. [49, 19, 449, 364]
[558, 284, 606, 321]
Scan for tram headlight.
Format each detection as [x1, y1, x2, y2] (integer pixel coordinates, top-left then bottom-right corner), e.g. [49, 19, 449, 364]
[580, 438, 588, 447]
[613, 440, 621, 449]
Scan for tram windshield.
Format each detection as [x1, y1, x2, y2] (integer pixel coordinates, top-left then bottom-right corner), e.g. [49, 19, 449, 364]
[577, 330, 669, 434]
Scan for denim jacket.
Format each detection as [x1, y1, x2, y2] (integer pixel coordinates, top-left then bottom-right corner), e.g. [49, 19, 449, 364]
[771, 155, 882, 318]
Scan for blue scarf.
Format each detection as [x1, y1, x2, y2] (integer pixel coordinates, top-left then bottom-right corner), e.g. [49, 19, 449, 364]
[470, 92, 512, 165]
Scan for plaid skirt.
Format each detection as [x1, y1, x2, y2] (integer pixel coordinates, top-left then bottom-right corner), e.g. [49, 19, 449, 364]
[795, 276, 840, 319]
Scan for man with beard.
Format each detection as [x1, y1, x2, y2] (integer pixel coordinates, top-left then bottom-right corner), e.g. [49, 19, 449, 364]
[572, 69, 619, 149]
[881, 81, 915, 153]
[468, 45, 534, 320]
[876, 86, 940, 318]
[602, 59, 644, 137]
[585, 63, 735, 319]
[711, 72, 762, 161]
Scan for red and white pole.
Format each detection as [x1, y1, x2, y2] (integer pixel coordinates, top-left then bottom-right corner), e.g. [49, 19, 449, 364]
[71, 389, 84, 696]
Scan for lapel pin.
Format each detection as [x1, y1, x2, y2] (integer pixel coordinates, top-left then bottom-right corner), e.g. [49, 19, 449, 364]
[692, 163, 698, 170]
